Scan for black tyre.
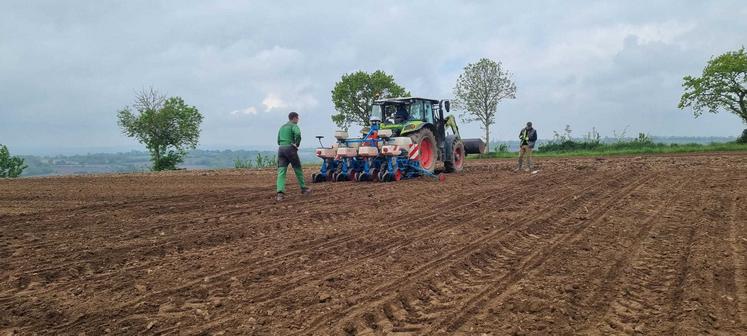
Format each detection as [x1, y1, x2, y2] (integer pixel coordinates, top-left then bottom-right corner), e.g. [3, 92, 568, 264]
[444, 138, 465, 173]
[312, 173, 326, 183]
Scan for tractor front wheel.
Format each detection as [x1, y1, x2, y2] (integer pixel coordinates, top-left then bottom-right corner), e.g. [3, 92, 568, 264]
[445, 139, 465, 173]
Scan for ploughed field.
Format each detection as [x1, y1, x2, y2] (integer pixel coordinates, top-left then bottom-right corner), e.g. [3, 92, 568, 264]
[1, 153, 747, 335]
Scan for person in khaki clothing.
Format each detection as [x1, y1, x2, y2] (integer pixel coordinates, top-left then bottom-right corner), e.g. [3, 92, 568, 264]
[517, 121, 537, 172]
[276, 112, 310, 201]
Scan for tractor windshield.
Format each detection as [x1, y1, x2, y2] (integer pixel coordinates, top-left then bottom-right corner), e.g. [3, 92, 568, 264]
[408, 101, 424, 121]
[374, 101, 429, 124]
[371, 104, 383, 122]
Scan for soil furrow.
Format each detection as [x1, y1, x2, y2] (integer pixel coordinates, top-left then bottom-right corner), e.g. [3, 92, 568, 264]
[294, 170, 646, 335]
[3, 154, 746, 335]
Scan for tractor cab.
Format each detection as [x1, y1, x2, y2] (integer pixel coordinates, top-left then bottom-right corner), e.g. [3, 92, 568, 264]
[369, 97, 441, 137]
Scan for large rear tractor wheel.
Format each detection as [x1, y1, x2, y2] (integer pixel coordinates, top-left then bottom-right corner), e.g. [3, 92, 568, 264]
[445, 139, 465, 173]
[409, 129, 437, 173]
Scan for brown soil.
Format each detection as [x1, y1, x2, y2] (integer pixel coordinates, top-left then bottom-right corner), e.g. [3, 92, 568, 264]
[1, 153, 746, 335]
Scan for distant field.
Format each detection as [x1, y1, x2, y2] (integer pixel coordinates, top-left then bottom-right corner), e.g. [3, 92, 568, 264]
[474, 141, 747, 159]
[20, 149, 320, 177]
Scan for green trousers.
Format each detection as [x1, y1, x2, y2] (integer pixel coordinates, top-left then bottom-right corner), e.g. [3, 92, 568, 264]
[276, 145, 306, 193]
[276, 166, 306, 193]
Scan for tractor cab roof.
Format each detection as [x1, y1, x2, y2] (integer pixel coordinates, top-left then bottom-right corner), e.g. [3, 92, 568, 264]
[374, 97, 441, 105]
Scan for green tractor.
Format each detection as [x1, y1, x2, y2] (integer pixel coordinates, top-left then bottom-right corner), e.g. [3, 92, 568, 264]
[363, 97, 485, 173]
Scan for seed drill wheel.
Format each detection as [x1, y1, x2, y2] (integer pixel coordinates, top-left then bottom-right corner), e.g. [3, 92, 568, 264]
[335, 173, 346, 182]
[410, 129, 437, 173]
[380, 169, 402, 182]
[371, 168, 380, 182]
[357, 172, 369, 182]
[312, 173, 326, 183]
[445, 139, 465, 173]
[353, 172, 368, 182]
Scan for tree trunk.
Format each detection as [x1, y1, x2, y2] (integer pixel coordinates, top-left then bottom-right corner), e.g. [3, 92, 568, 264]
[154, 147, 161, 171]
[484, 125, 490, 153]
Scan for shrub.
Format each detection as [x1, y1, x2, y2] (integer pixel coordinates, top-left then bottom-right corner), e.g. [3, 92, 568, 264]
[234, 153, 277, 169]
[495, 143, 509, 153]
[234, 158, 254, 169]
[737, 129, 747, 144]
[539, 126, 658, 153]
[0, 144, 27, 178]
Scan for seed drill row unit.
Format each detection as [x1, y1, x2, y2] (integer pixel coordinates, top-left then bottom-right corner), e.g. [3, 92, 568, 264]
[312, 126, 441, 183]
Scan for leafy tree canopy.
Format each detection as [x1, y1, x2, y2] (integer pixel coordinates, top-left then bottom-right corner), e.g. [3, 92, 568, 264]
[117, 88, 203, 171]
[679, 47, 747, 124]
[331, 70, 409, 129]
[453, 58, 516, 150]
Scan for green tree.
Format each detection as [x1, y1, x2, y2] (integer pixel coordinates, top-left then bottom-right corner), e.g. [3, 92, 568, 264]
[117, 88, 203, 171]
[0, 144, 27, 178]
[679, 48, 747, 128]
[453, 58, 516, 151]
[331, 70, 410, 129]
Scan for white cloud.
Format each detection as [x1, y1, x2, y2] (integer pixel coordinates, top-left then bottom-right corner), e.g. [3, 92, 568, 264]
[230, 106, 257, 116]
[261, 90, 318, 113]
[262, 94, 287, 112]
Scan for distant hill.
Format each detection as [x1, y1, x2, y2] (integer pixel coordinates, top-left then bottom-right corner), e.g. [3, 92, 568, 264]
[19, 136, 738, 176]
[21, 149, 320, 177]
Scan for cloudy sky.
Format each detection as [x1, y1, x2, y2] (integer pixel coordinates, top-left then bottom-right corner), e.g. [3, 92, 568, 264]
[1, 1, 746, 154]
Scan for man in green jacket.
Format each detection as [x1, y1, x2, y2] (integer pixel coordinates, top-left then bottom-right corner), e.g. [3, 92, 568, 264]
[276, 112, 310, 201]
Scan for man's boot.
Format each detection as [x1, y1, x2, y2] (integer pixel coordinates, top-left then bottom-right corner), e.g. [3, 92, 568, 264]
[516, 158, 523, 172]
[527, 158, 533, 172]
[276, 192, 285, 201]
[301, 188, 311, 196]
